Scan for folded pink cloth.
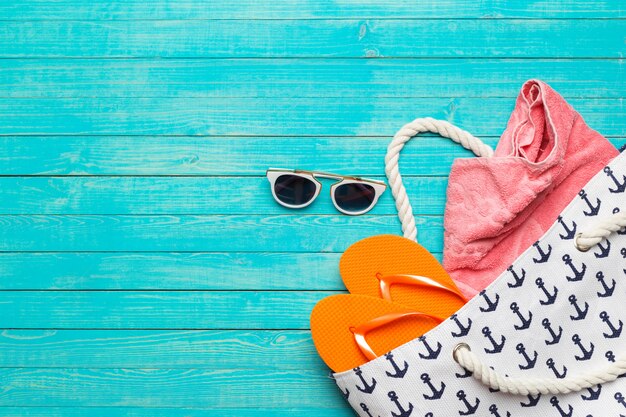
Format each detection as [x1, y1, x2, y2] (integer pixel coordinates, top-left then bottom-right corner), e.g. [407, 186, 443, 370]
[443, 80, 619, 298]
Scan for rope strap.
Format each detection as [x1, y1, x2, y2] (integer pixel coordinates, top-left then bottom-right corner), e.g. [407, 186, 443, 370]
[575, 211, 626, 251]
[385, 118, 493, 242]
[453, 343, 626, 395]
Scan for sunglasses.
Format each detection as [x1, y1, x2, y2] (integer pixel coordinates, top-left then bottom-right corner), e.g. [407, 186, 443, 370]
[266, 168, 387, 215]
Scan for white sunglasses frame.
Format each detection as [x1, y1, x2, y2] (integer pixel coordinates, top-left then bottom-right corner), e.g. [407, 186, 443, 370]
[266, 168, 387, 216]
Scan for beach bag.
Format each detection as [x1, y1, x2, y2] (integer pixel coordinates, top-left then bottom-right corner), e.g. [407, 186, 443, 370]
[333, 118, 626, 416]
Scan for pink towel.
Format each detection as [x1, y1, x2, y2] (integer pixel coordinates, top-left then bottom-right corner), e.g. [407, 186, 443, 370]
[443, 80, 619, 298]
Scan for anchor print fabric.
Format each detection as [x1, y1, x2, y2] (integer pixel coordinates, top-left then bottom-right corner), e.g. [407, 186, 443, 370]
[333, 150, 626, 417]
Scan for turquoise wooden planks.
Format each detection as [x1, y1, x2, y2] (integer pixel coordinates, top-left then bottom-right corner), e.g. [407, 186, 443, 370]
[0, 214, 443, 252]
[1, 0, 623, 19]
[2, 136, 624, 176]
[0, 252, 347, 290]
[2, 59, 626, 99]
[0, 136, 490, 176]
[1, 98, 625, 136]
[0, 251, 442, 290]
[0, 176, 447, 215]
[1, 20, 625, 58]
[0, 291, 340, 329]
[0, 368, 346, 408]
[0, 408, 354, 417]
[0, 330, 324, 369]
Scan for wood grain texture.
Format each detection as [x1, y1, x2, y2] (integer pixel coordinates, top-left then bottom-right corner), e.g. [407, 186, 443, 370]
[2, 59, 626, 99]
[1, 98, 625, 136]
[1, 0, 623, 19]
[1, 19, 625, 58]
[0, 176, 447, 215]
[0, 214, 443, 252]
[2, 136, 623, 176]
[0, 330, 324, 368]
[0, 291, 340, 329]
[0, 136, 490, 176]
[0, 251, 441, 290]
[0, 368, 345, 407]
[0, 252, 346, 290]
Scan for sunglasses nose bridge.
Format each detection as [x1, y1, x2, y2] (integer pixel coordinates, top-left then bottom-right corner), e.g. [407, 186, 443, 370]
[313, 172, 343, 182]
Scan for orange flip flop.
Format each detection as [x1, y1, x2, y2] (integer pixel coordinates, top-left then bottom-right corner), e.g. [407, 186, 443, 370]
[339, 234, 466, 319]
[310, 294, 443, 372]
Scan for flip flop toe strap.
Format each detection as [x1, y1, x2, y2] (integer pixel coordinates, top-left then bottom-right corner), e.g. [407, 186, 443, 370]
[351, 311, 444, 361]
[376, 273, 467, 303]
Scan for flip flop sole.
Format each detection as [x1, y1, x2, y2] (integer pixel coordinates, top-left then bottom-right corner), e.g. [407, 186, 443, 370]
[310, 294, 440, 372]
[339, 234, 465, 318]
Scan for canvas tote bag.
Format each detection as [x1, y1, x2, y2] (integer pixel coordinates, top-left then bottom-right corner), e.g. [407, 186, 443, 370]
[332, 118, 626, 416]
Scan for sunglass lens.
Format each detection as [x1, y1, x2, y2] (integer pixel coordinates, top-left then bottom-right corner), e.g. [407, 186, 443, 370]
[273, 174, 317, 206]
[334, 183, 376, 213]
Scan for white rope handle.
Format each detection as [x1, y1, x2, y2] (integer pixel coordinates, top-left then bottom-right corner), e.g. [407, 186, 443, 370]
[575, 211, 626, 251]
[385, 117, 494, 242]
[454, 343, 626, 395]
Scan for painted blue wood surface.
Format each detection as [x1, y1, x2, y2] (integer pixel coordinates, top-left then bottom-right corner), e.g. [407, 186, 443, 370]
[0, 1, 624, 415]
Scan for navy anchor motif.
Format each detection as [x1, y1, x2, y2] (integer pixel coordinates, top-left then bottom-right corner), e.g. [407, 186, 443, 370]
[360, 403, 379, 417]
[455, 368, 472, 378]
[456, 390, 480, 415]
[616, 392, 626, 408]
[482, 326, 505, 354]
[520, 393, 541, 407]
[519, 394, 541, 407]
[542, 318, 562, 345]
[558, 216, 577, 240]
[507, 265, 526, 288]
[579, 189, 601, 216]
[450, 313, 472, 337]
[581, 385, 602, 401]
[617, 208, 626, 235]
[516, 342, 538, 370]
[354, 367, 377, 394]
[535, 277, 558, 305]
[572, 334, 595, 361]
[384, 352, 408, 378]
[594, 239, 611, 258]
[607, 351, 626, 378]
[600, 311, 623, 338]
[595, 271, 616, 297]
[613, 207, 626, 234]
[546, 357, 568, 379]
[510, 302, 532, 330]
[479, 290, 500, 312]
[341, 387, 350, 399]
[568, 294, 589, 321]
[622, 248, 626, 258]
[388, 391, 413, 417]
[563, 254, 586, 281]
[488, 404, 510, 417]
[604, 166, 626, 193]
[550, 397, 573, 417]
[418, 336, 442, 360]
[533, 241, 552, 263]
[420, 373, 445, 400]
[616, 209, 626, 235]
